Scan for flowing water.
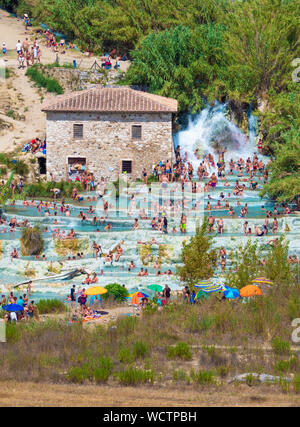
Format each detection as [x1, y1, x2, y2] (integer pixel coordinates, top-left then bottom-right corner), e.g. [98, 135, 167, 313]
[1, 103, 299, 300]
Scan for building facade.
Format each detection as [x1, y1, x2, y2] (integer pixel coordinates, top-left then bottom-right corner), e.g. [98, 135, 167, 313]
[42, 87, 177, 182]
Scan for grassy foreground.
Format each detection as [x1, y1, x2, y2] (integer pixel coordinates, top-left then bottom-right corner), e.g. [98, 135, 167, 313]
[1, 284, 300, 395]
[1, 380, 300, 407]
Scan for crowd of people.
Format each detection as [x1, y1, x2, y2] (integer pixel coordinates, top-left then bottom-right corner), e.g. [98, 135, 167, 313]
[0, 284, 38, 323]
[23, 138, 46, 154]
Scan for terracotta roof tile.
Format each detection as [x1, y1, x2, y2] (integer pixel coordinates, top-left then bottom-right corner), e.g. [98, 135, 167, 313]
[42, 87, 178, 113]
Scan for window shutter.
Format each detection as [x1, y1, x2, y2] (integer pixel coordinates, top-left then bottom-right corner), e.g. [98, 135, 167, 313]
[122, 160, 132, 174]
[73, 124, 83, 138]
[132, 125, 142, 139]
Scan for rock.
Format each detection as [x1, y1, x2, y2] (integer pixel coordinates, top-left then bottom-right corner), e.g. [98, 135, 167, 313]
[228, 373, 292, 384]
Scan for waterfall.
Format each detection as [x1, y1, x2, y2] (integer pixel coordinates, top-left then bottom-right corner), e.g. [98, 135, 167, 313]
[173, 101, 259, 168]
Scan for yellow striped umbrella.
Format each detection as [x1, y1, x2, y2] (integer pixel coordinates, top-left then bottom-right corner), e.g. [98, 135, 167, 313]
[195, 280, 213, 287]
[252, 277, 273, 285]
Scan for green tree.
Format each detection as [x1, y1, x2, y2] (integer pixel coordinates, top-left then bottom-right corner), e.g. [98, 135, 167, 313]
[262, 238, 295, 286]
[224, 240, 262, 289]
[260, 127, 300, 205]
[125, 24, 224, 112]
[208, 0, 300, 104]
[176, 220, 217, 287]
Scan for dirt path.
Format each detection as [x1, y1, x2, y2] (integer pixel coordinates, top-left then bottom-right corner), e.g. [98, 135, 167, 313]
[0, 380, 299, 406]
[0, 10, 130, 153]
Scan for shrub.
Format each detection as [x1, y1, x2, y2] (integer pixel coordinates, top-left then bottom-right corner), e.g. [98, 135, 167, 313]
[55, 238, 88, 256]
[12, 160, 29, 177]
[118, 347, 134, 364]
[216, 366, 228, 377]
[245, 373, 258, 387]
[5, 323, 21, 343]
[190, 369, 215, 385]
[46, 62, 74, 69]
[166, 342, 192, 360]
[0, 153, 10, 166]
[198, 315, 215, 331]
[26, 65, 63, 94]
[271, 337, 290, 355]
[67, 356, 113, 384]
[274, 355, 298, 373]
[23, 181, 83, 199]
[274, 360, 290, 373]
[67, 365, 89, 383]
[279, 378, 290, 393]
[117, 367, 155, 385]
[20, 226, 44, 256]
[36, 299, 66, 314]
[104, 283, 128, 301]
[172, 369, 190, 383]
[133, 341, 149, 359]
[93, 356, 113, 383]
[293, 375, 300, 393]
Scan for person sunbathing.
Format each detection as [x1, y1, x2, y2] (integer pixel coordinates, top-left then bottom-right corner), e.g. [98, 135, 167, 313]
[82, 274, 92, 285]
[90, 273, 98, 283]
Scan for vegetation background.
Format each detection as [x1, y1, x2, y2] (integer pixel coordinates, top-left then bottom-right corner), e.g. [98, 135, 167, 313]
[0, 0, 299, 204]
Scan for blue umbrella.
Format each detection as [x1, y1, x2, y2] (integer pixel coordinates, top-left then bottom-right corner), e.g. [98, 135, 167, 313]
[223, 287, 240, 299]
[2, 304, 24, 312]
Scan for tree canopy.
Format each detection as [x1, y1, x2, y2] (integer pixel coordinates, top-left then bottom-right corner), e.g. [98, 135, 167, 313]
[2, 0, 300, 203]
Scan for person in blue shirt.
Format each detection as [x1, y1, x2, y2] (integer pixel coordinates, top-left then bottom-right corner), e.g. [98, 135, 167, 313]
[16, 296, 24, 307]
[90, 295, 101, 305]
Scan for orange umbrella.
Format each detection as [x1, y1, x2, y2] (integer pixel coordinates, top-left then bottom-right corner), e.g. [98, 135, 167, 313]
[240, 285, 263, 297]
[130, 293, 140, 305]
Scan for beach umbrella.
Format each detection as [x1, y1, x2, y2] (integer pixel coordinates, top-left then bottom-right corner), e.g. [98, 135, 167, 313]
[195, 290, 210, 300]
[195, 280, 213, 287]
[84, 286, 108, 296]
[252, 277, 273, 285]
[2, 304, 23, 312]
[196, 283, 225, 293]
[130, 293, 140, 305]
[240, 285, 263, 297]
[130, 291, 149, 305]
[148, 284, 163, 292]
[129, 292, 149, 298]
[223, 286, 240, 299]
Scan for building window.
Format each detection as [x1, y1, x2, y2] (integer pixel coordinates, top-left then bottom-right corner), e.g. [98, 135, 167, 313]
[122, 160, 132, 174]
[132, 125, 142, 139]
[38, 157, 46, 175]
[73, 124, 83, 139]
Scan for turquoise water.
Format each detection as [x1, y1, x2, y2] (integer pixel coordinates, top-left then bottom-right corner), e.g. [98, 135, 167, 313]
[1, 105, 299, 300]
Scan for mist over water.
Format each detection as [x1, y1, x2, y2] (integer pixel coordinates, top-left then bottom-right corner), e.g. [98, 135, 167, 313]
[173, 102, 259, 168]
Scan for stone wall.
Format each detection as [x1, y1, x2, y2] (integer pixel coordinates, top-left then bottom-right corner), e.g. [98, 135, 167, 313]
[46, 112, 174, 182]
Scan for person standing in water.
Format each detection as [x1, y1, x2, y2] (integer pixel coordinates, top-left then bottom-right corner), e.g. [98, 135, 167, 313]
[180, 214, 187, 234]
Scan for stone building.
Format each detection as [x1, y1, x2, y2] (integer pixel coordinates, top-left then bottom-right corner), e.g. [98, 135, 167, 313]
[42, 87, 177, 182]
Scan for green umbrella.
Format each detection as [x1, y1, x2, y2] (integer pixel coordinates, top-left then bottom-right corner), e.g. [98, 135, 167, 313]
[148, 284, 163, 292]
[196, 290, 210, 300]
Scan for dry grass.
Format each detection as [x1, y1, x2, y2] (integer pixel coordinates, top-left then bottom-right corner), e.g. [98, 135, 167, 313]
[0, 381, 300, 407]
[0, 286, 300, 389]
